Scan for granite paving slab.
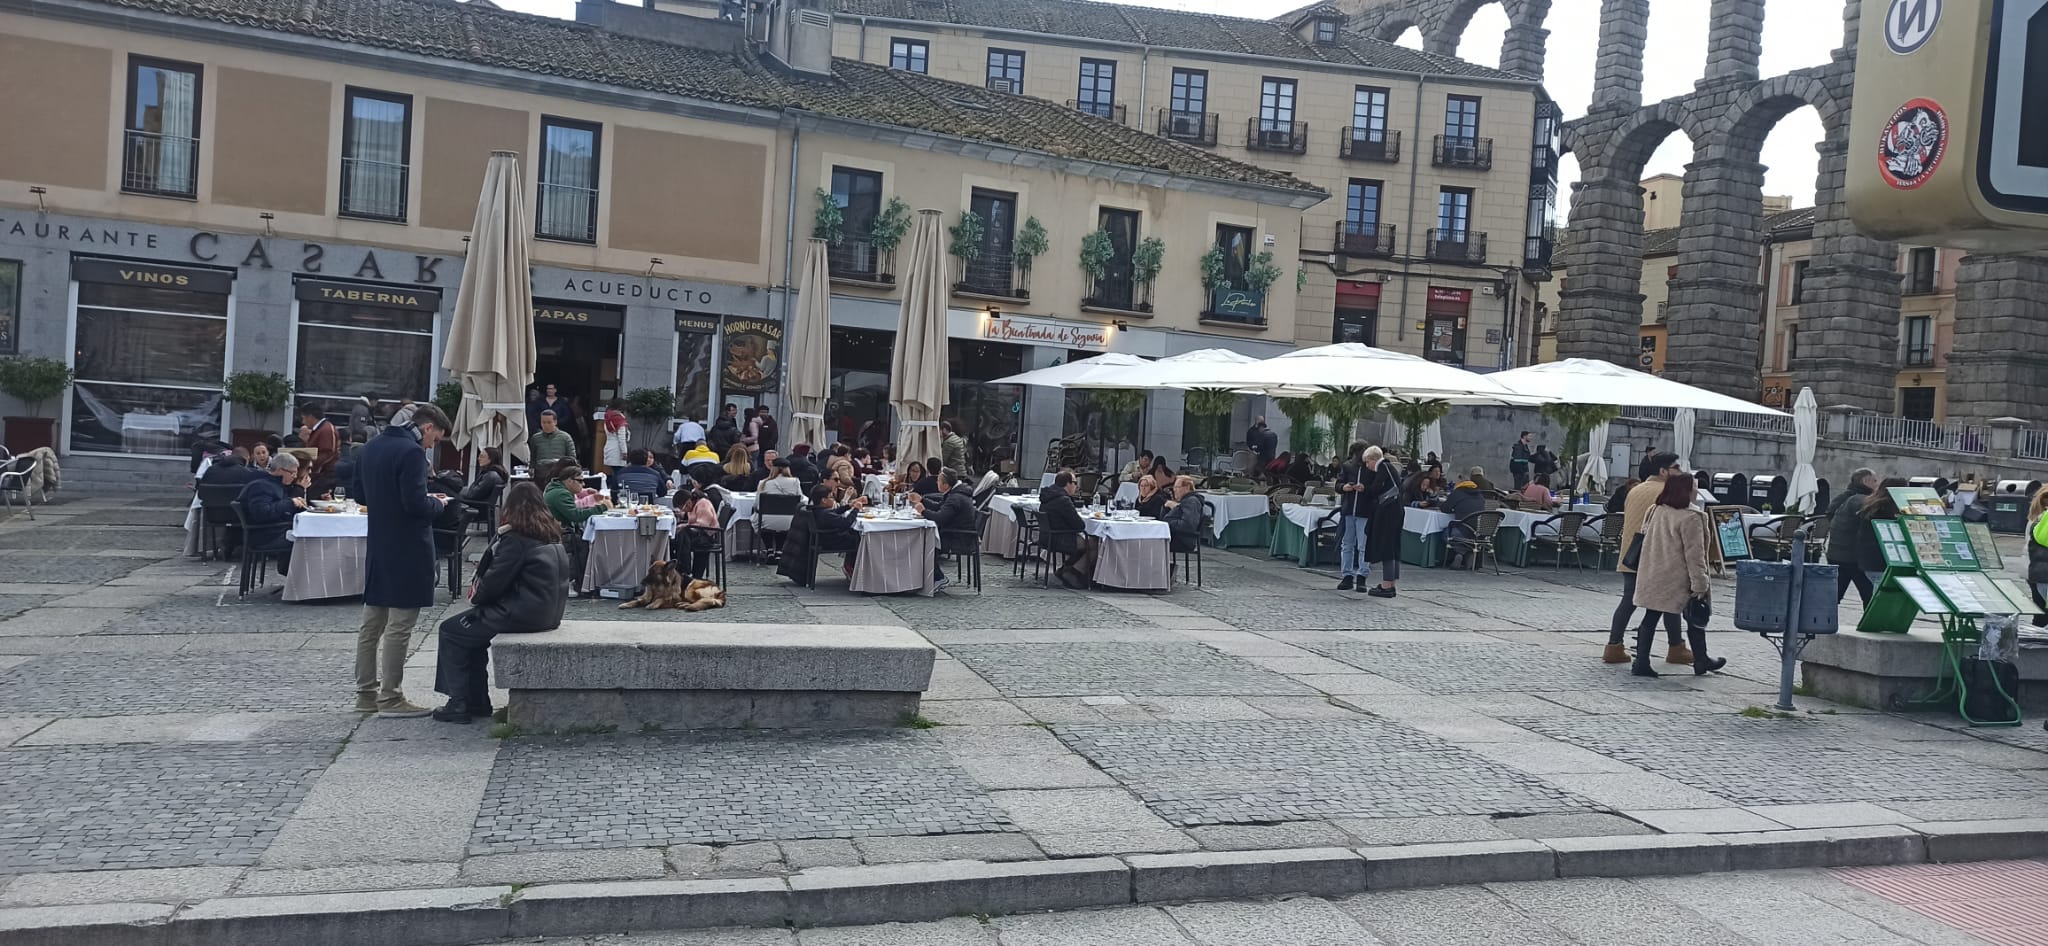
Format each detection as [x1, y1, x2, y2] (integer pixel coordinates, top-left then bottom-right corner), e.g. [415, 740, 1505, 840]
[946, 642, 1318, 697]
[1298, 639, 1672, 693]
[0, 651, 347, 715]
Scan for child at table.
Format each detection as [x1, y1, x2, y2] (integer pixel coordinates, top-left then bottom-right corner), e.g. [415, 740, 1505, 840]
[671, 486, 722, 580]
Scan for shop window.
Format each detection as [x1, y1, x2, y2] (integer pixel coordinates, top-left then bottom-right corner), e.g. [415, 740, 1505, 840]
[828, 327, 894, 450]
[122, 56, 202, 198]
[948, 339, 1025, 475]
[294, 280, 436, 426]
[536, 117, 601, 243]
[69, 261, 230, 456]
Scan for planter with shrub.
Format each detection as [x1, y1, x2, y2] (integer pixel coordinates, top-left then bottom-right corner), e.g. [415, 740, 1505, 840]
[0, 357, 73, 453]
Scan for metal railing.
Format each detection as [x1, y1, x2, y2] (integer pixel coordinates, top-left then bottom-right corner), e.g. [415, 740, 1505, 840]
[1335, 221, 1396, 258]
[1433, 134, 1493, 170]
[827, 237, 886, 281]
[1903, 346, 1934, 367]
[339, 157, 409, 221]
[1082, 274, 1137, 311]
[1840, 414, 1989, 455]
[1524, 225, 1556, 269]
[1340, 128, 1400, 162]
[956, 249, 1018, 297]
[1068, 100, 1127, 125]
[1715, 412, 1797, 435]
[121, 130, 199, 198]
[1426, 229, 1488, 264]
[2018, 427, 2048, 461]
[1903, 277, 1939, 296]
[536, 182, 599, 243]
[1156, 109, 1219, 146]
[1246, 119, 1308, 154]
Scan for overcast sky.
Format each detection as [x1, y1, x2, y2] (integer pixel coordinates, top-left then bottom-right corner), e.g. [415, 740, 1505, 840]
[491, 0, 1845, 220]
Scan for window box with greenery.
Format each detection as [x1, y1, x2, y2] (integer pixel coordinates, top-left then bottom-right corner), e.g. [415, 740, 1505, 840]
[952, 211, 1032, 300]
[818, 189, 912, 286]
[1200, 248, 1281, 326]
[1012, 217, 1048, 298]
[0, 357, 73, 454]
[1082, 234, 1163, 315]
[222, 370, 294, 449]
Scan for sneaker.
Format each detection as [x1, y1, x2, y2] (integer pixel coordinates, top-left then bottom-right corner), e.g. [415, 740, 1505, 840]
[933, 576, 951, 594]
[354, 695, 378, 713]
[1367, 586, 1397, 599]
[1336, 576, 1355, 591]
[376, 700, 432, 718]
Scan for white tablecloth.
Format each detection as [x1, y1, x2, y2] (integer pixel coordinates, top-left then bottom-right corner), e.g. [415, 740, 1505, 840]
[1403, 506, 1453, 536]
[1113, 482, 1139, 504]
[1497, 509, 1602, 542]
[1280, 502, 1342, 532]
[851, 516, 937, 595]
[283, 511, 369, 602]
[1204, 493, 1268, 539]
[1084, 517, 1170, 541]
[1083, 517, 1170, 591]
[582, 513, 677, 541]
[862, 474, 892, 502]
[291, 511, 369, 538]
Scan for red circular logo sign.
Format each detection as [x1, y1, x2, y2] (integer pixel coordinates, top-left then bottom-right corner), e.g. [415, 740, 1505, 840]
[1877, 98, 1948, 190]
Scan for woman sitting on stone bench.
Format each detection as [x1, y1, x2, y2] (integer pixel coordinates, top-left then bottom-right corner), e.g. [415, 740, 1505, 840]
[432, 482, 570, 724]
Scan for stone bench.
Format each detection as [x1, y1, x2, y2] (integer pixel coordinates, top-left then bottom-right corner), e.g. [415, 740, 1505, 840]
[493, 622, 936, 731]
[1800, 626, 2047, 714]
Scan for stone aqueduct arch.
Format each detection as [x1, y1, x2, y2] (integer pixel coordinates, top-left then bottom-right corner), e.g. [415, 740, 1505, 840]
[1321, 0, 1932, 416]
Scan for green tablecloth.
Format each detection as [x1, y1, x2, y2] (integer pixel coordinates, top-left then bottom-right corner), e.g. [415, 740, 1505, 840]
[1401, 530, 1445, 568]
[1271, 514, 1444, 568]
[1216, 516, 1271, 549]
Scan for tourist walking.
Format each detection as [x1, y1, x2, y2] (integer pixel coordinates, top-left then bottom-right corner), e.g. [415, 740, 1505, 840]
[1334, 442, 1372, 591]
[1826, 468, 1878, 603]
[1361, 446, 1404, 599]
[1605, 452, 1686, 665]
[1510, 431, 1533, 489]
[349, 403, 452, 717]
[1628, 474, 1722, 677]
[431, 482, 568, 724]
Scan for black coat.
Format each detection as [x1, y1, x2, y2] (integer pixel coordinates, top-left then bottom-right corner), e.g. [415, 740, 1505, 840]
[788, 453, 822, 492]
[1854, 515, 1894, 575]
[235, 474, 296, 547]
[351, 424, 446, 609]
[707, 418, 740, 454]
[1336, 459, 1373, 517]
[469, 531, 569, 633]
[1825, 484, 1873, 565]
[1362, 463, 1405, 564]
[776, 511, 817, 584]
[201, 459, 260, 488]
[1037, 486, 1088, 553]
[813, 505, 860, 551]
[924, 484, 979, 552]
[1161, 492, 1204, 552]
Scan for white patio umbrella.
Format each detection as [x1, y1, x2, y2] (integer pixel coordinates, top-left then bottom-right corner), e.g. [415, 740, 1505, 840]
[989, 352, 1151, 388]
[1381, 416, 1445, 459]
[441, 150, 534, 465]
[786, 238, 832, 448]
[1062, 347, 1257, 390]
[1789, 387, 1820, 513]
[1579, 420, 1611, 495]
[891, 210, 950, 465]
[1673, 407, 1697, 474]
[1182, 343, 1525, 403]
[1488, 358, 1787, 415]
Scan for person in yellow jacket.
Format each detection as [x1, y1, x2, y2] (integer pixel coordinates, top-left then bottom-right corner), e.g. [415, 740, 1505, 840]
[1602, 451, 1690, 665]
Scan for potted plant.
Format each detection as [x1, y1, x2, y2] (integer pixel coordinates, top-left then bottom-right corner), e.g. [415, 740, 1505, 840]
[1078, 229, 1115, 304]
[812, 188, 844, 245]
[432, 380, 464, 419]
[1386, 399, 1452, 462]
[623, 386, 675, 453]
[1132, 236, 1165, 312]
[1309, 388, 1383, 450]
[1539, 403, 1622, 494]
[1182, 388, 1236, 455]
[869, 197, 913, 283]
[1012, 216, 1048, 298]
[222, 371, 293, 449]
[947, 210, 987, 292]
[0, 356, 73, 453]
[1243, 250, 1283, 299]
[1199, 246, 1229, 292]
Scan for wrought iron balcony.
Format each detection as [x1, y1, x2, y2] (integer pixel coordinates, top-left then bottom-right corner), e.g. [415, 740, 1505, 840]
[1068, 100, 1127, 126]
[1157, 109, 1219, 146]
[1426, 229, 1488, 264]
[121, 130, 199, 198]
[1340, 128, 1400, 163]
[1246, 119, 1308, 154]
[1336, 222, 1396, 258]
[1432, 134, 1493, 170]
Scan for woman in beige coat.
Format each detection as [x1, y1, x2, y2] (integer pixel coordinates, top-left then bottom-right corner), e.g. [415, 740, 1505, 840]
[1629, 474, 1727, 677]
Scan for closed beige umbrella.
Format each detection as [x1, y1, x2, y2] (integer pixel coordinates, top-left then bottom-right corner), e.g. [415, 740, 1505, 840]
[786, 238, 831, 448]
[441, 151, 535, 464]
[891, 210, 949, 466]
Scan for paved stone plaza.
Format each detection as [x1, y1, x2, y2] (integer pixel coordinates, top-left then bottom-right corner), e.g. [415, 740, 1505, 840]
[0, 491, 2043, 942]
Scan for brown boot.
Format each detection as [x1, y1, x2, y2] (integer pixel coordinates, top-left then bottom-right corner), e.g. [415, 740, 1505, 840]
[1665, 642, 1694, 665]
[1602, 643, 1630, 664]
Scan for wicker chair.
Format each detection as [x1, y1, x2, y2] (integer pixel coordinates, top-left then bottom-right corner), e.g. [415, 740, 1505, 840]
[1447, 510, 1505, 574]
[1527, 511, 1588, 570]
[1748, 515, 1803, 562]
[1582, 514, 1625, 571]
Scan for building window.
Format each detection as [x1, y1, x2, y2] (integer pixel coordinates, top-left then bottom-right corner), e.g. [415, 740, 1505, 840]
[1789, 259, 1810, 305]
[69, 261, 229, 456]
[1076, 59, 1117, 118]
[1206, 224, 1263, 324]
[959, 189, 1017, 296]
[339, 89, 411, 221]
[1314, 17, 1339, 43]
[985, 48, 1024, 92]
[1445, 94, 1481, 143]
[1786, 322, 1799, 366]
[827, 166, 885, 279]
[1900, 386, 1936, 421]
[828, 327, 894, 444]
[1087, 207, 1139, 310]
[1346, 180, 1382, 233]
[1904, 315, 1934, 366]
[536, 117, 600, 243]
[1259, 77, 1297, 129]
[122, 56, 203, 198]
[1906, 246, 1938, 294]
[1171, 68, 1208, 116]
[0, 259, 18, 354]
[889, 39, 928, 73]
[1437, 187, 1472, 241]
[1353, 86, 1389, 142]
[295, 285, 436, 421]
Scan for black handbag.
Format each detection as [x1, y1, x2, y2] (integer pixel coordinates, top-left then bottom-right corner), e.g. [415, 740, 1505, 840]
[1621, 534, 1644, 570]
[1684, 593, 1711, 628]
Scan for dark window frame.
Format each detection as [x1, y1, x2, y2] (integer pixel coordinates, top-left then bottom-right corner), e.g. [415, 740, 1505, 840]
[1346, 179, 1383, 232]
[1904, 314, 1934, 366]
[1445, 94, 1482, 143]
[1314, 18, 1339, 43]
[1900, 386, 1937, 421]
[1259, 76, 1298, 128]
[121, 54, 205, 199]
[986, 48, 1025, 91]
[1170, 68, 1208, 117]
[1353, 86, 1390, 142]
[1077, 58, 1118, 118]
[1789, 259, 1811, 305]
[1437, 187, 1474, 240]
[338, 87, 413, 222]
[1907, 246, 1938, 294]
[535, 115, 603, 244]
[890, 38, 929, 73]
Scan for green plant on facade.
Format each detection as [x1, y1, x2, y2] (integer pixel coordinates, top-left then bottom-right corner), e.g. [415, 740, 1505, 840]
[1296, 266, 1309, 293]
[623, 387, 676, 421]
[1078, 229, 1115, 284]
[947, 211, 986, 263]
[1012, 216, 1049, 294]
[1276, 397, 1326, 459]
[223, 370, 293, 430]
[1092, 388, 1147, 424]
[1243, 250, 1283, 295]
[811, 188, 844, 245]
[870, 198, 913, 257]
[432, 380, 464, 418]
[0, 357, 73, 418]
[1182, 387, 1237, 457]
[1309, 387, 1383, 452]
[1198, 247, 1229, 291]
[1387, 399, 1453, 463]
[1132, 236, 1165, 308]
[1539, 402, 1622, 491]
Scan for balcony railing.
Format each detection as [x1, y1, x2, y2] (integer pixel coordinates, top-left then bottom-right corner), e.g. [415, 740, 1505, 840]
[1426, 229, 1488, 264]
[2018, 427, 2048, 461]
[1903, 346, 1934, 367]
[1202, 284, 1266, 326]
[1083, 274, 1139, 312]
[121, 130, 199, 198]
[956, 249, 1020, 298]
[1433, 134, 1493, 170]
[1339, 128, 1400, 163]
[1903, 276, 1939, 296]
[1523, 224, 1556, 269]
[1335, 221, 1396, 258]
[536, 182, 599, 243]
[1841, 414, 1989, 455]
[1157, 109, 1219, 146]
[1246, 119, 1308, 154]
[827, 237, 890, 283]
[339, 157, 409, 221]
[1068, 100, 1127, 125]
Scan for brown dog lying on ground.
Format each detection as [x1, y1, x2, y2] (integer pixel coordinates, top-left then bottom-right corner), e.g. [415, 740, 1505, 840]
[619, 560, 726, 612]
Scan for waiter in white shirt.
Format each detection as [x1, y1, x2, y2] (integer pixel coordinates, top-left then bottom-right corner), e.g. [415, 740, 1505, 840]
[673, 416, 708, 450]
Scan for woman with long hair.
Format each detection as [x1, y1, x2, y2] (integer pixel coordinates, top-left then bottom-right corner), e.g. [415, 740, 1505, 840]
[672, 485, 721, 579]
[1627, 474, 1723, 677]
[432, 482, 569, 723]
[1855, 477, 1910, 588]
[1148, 455, 1176, 490]
[720, 445, 755, 491]
[461, 446, 509, 503]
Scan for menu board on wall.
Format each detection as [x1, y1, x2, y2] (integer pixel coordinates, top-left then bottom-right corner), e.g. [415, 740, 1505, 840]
[721, 318, 783, 393]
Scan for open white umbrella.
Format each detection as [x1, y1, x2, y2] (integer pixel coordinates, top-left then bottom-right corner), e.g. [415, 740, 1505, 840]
[786, 238, 832, 448]
[441, 150, 534, 465]
[1062, 347, 1257, 390]
[891, 210, 950, 465]
[1673, 407, 1697, 474]
[1579, 420, 1611, 495]
[1489, 358, 1787, 415]
[1789, 387, 1820, 513]
[1382, 416, 1445, 460]
[1186, 343, 1525, 403]
[989, 352, 1151, 388]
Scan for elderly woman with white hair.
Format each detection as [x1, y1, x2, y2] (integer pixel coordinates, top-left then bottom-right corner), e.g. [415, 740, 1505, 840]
[1359, 445, 1406, 598]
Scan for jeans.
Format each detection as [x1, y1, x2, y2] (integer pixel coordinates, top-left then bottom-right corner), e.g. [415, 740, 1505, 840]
[1609, 571, 1679, 645]
[355, 606, 420, 707]
[1836, 566, 1875, 605]
[1338, 514, 1371, 578]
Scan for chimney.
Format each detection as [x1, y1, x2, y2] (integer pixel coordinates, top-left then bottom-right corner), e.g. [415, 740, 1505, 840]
[766, 0, 834, 77]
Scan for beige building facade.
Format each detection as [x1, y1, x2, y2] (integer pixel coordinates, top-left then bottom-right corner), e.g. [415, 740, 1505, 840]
[0, 0, 1324, 475]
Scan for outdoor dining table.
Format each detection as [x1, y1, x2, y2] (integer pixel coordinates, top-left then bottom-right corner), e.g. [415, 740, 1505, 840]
[984, 494, 1035, 557]
[1267, 502, 1453, 567]
[850, 515, 937, 596]
[581, 512, 676, 595]
[1205, 492, 1272, 548]
[1494, 506, 1606, 567]
[284, 509, 369, 601]
[1082, 516, 1171, 591]
[722, 491, 759, 556]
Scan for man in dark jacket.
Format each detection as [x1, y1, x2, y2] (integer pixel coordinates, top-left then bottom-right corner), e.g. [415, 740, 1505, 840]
[430, 509, 569, 723]
[349, 404, 450, 718]
[1247, 416, 1277, 469]
[237, 453, 305, 576]
[707, 403, 741, 455]
[810, 483, 865, 577]
[201, 449, 259, 487]
[1510, 431, 1533, 489]
[787, 444, 822, 493]
[1334, 442, 1373, 590]
[1039, 472, 1098, 589]
[916, 469, 977, 592]
[1160, 475, 1205, 554]
[1827, 467, 1878, 603]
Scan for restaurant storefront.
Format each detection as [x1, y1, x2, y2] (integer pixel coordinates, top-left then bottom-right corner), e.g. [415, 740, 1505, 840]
[292, 278, 440, 429]
[68, 258, 233, 457]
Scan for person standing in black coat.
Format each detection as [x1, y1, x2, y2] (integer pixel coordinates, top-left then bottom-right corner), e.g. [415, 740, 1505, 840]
[1360, 446, 1405, 598]
[1826, 468, 1878, 603]
[431, 483, 569, 723]
[349, 404, 451, 718]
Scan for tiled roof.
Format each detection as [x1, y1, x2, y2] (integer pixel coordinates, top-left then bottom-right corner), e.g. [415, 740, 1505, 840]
[84, 0, 1324, 195]
[835, 0, 1527, 80]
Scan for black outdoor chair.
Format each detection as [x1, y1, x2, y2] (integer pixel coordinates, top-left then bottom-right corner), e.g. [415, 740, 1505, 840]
[1748, 515, 1803, 562]
[754, 492, 803, 564]
[432, 514, 468, 598]
[1447, 510, 1505, 575]
[683, 513, 728, 588]
[1581, 514, 1625, 571]
[938, 510, 988, 592]
[0, 452, 37, 520]
[1307, 506, 1344, 566]
[1528, 511, 1589, 570]
[231, 500, 295, 597]
[196, 483, 246, 560]
[1012, 508, 1043, 579]
[1172, 500, 1213, 587]
[1037, 516, 1085, 588]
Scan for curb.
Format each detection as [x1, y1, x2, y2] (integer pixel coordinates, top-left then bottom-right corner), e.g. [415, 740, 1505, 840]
[5, 821, 2043, 946]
